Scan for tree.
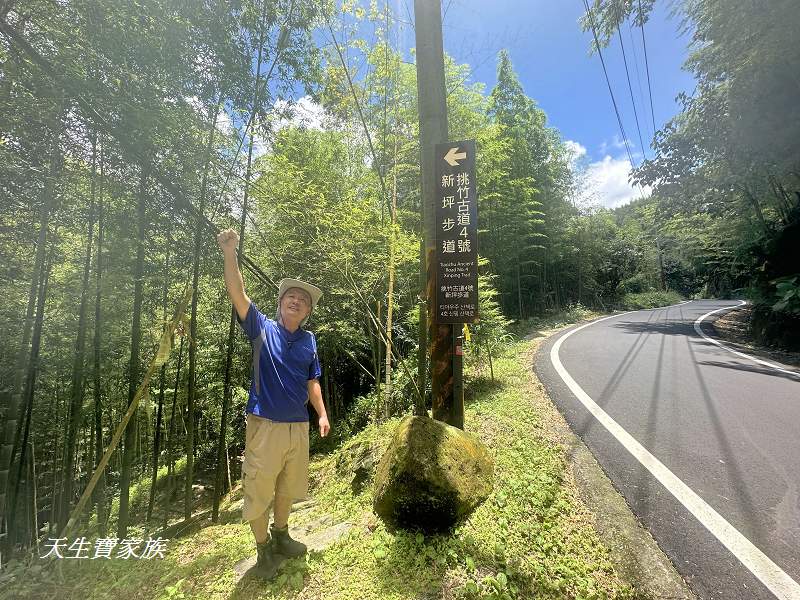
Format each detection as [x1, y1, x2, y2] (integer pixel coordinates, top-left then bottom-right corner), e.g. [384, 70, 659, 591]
[58, 133, 97, 532]
[585, 0, 799, 324]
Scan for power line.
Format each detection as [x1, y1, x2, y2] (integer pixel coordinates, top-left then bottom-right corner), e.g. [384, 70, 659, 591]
[0, 7, 433, 504]
[638, 0, 657, 135]
[617, 26, 646, 161]
[627, 18, 651, 141]
[3, 6, 408, 264]
[580, 0, 637, 170]
[20, 2, 289, 218]
[323, 10, 389, 209]
[580, 0, 651, 204]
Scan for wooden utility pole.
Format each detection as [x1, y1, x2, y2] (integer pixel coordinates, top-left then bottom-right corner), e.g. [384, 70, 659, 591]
[414, 0, 463, 428]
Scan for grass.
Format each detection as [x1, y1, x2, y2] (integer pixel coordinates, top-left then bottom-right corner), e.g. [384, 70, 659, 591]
[90, 456, 189, 536]
[617, 291, 683, 310]
[2, 319, 634, 600]
[508, 303, 596, 339]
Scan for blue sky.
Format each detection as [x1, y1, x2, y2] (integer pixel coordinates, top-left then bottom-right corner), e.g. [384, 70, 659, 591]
[404, 0, 697, 207]
[267, 1, 696, 208]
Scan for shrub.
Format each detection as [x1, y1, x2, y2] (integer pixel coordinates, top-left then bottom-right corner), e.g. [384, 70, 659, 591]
[562, 301, 593, 322]
[617, 290, 683, 310]
[772, 276, 800, 315]
[616, 272, 653, 295]
[750, 302, 800, 351]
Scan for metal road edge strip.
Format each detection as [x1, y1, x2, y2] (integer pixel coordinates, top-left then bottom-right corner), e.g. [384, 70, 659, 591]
[694, 301, 800, 380]
[550, 309, 800, 600]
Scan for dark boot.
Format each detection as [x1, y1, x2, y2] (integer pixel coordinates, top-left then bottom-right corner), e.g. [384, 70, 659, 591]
[270, 523, 307, 558]
[252, 539, 282, 579]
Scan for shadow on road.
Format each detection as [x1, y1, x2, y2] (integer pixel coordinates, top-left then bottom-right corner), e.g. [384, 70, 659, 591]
[612, 319, 710, 340]
[686, 337, 767, 549]
[697, 360, 800, 382]
[575, 310, 660, 439]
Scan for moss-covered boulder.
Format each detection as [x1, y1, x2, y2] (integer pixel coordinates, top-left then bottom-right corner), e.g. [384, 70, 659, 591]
[373, 415, 493, 532]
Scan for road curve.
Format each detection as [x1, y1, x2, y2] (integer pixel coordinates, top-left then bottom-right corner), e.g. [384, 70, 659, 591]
[535, 300, 800, 600]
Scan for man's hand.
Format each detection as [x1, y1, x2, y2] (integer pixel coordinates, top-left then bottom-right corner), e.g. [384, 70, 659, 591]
[307, 380, 329, 437]
[219, 228, 250, 320]
[318, 415, 330, 438]
[217, 228, 239, 254]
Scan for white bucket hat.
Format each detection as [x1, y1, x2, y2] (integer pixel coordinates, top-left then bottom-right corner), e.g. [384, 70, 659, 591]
[275, 277, 323, 327]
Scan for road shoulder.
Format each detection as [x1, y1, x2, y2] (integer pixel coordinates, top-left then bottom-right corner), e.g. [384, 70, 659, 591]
[526, 320, 696, 600]
[710, 303, 800, 368]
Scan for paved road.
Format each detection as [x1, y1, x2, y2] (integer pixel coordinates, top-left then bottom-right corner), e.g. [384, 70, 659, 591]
[535, 301, 800, 600]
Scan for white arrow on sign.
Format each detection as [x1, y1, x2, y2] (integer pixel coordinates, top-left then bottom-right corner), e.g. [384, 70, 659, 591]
[443, 146, 467, 167]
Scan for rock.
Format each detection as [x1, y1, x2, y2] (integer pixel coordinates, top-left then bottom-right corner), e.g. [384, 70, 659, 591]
[232, 556, 257, 582]
[233, 518, 355, 583]
[373, 415, 493, 533]
[335, 437, 381, 495]
[291, 498, 318, 512]
[303, 521, 354, 552]
[351, 447, 379, 495]
[293, 513, 335, 534]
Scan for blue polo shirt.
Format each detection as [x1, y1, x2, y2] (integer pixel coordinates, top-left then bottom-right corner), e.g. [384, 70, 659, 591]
[238, 302, 322, 422]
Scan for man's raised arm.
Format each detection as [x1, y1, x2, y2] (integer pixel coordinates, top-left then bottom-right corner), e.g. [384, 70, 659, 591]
[217, 228, 251, 321]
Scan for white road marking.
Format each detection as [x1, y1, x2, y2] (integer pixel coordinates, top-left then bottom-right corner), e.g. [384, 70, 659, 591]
[694, 301, 800, 380]
[550, 307, 800, 600]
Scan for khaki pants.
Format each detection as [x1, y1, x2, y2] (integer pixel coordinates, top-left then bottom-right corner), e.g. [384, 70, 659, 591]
[241, 413, 309, 522]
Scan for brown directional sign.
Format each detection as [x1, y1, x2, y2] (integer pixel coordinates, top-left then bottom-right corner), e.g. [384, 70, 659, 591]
[435, 139, 478, 324]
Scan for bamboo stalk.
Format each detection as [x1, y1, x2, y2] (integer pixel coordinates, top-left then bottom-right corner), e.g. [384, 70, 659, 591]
[60, 287, 192, 538]
[30, 440, 38, 555]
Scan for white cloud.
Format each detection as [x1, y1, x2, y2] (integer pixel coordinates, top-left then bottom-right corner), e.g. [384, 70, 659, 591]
[564, 140, 587, 164]
[251, 96, 329, 157]
[217, 111, 234, 136]
[599, 134, 634, 156]
[273, 96, 327, 131]
[251, 134, 270, 159]
[581, 154, 650, 208]
[183, 96, 234, 136]
[184, 95, 203, 112]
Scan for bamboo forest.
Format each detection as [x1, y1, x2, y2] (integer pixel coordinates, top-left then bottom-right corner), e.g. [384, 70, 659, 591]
[0, 1, 798, 599]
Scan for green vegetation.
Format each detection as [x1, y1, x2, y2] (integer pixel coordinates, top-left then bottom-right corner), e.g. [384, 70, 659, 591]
[1, 327, 632, 600]
[585, 0, 800, 347]
[95, 457, 188, 536]
[509, 303, 595, 339]
[617, 291, 683, 311]
[2, 0, 797, 591]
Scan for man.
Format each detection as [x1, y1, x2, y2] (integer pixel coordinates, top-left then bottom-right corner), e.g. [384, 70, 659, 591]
[217, 228, 330, 579]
